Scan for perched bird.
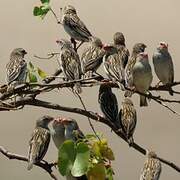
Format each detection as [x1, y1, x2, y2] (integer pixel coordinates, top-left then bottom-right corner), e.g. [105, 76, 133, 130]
[153, 42, 174, 95]
[98, 83, 119, 128]
[118, 98, 137, 145]
[103, 44, 125, 88]
[62, 5, 92, 43]
[113, 32, 130, 68]
[62, 118, 84, 141]
[27, 115, 53, 170]
[56, 39, 82, 93]
[125, 43, 147, 96]
[6, 48, 28, 86]
[140, 151, 162, 180]
[81, 36, 105, 78]
[51, 118, 86, 180]
[132, 52, 153, 106]
[51, 117, 66, 149]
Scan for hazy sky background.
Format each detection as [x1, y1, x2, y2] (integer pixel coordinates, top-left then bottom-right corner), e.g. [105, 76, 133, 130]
[0, 0, 180, 179]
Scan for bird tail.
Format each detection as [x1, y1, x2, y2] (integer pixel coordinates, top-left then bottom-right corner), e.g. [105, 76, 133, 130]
[140, 95, 148, 107]
[169, 87, 173, 96]
[27, 160, 34, 170]
[74, 82, 82, 94]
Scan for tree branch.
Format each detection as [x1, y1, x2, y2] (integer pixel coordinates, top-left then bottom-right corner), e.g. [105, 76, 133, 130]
[0, 97, 179, 173]
[0, 146, 58, 180]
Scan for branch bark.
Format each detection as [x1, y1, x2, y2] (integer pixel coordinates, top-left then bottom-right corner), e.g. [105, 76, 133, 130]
[0, 96, 180, 173]
[0, 146, 58, 180]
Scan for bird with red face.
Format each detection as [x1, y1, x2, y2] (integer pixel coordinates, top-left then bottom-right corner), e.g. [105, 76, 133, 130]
[153, 42, 174, 95]
[132, 52, 153, 106]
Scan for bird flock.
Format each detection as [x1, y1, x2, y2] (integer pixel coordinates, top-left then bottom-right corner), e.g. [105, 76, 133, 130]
[5, 4, 175, 180]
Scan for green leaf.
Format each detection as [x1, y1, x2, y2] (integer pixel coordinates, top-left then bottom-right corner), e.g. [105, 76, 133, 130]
[71, 142, 90, 177]
[37, 67, 47, 79]
[58, 140, 76, 176]
[40, 0, 50, 4]
[87, 163, 106, 180]
[33, 7, 41, 16]
[106, 167, 114, 180]
[28, 72, 38, 83]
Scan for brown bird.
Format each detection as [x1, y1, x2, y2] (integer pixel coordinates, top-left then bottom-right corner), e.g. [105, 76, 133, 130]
[140, 151, 162, 180]
[119, 98, 137, 145]
[113, 32, 130, 68]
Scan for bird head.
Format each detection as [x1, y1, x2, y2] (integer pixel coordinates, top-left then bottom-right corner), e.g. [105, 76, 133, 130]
[52, 117, 65, 131]
[158, 41, 168, 51]
[122, 97, 134, 106]
[113, 32, 125, 46]
[147, 150, 157, 159]
[56, 39, 73, 50]
[11, 48, 27, 58]
[36, 115, 54, 128]
[102, 44, 118, 55]
[89, 36, 103, 48]
[61, 118, 79, 131]
[132, 43, 147, 55]
[63, 5, 76, 15]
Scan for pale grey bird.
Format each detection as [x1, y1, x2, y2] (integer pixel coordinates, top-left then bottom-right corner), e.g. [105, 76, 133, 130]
[6, 48, 28, 86]
[113, 32, 130, 68]
[51, 117, 86, 180]
[132, 52, 153, 106]
[118, 98, 137, 145]
[125, 43, 147, 97]
[153, 42, 174, 95]
[62, 5, 92, 43]
[98, 83, 120, 128]
[56, 39, 82, 93]
[27, 115, 53, 170]
[103, 44, 125, 89]
[140, 151, 162, 180]
[62, 118, 84, 141]
[51, 117, 66, 149]
[81, 36, 105, 78]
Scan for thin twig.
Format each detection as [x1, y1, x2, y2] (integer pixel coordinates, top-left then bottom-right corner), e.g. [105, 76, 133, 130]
[0, 146, 58, 180]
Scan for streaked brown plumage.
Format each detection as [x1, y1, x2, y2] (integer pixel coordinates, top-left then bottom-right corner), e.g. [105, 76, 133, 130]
[119, 98, 137, 145]
[113, 32, 130, 68]
[81, 36, 105, 78]
[27, 115, 53, 170]
[140, 151, 162, 180]
[62, 5, 92, 42]
[56, 39, 82, 93]
[6, 48, 27, 85]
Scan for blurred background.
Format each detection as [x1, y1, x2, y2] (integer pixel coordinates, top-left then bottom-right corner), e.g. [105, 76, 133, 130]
[0, 0, 180, 179]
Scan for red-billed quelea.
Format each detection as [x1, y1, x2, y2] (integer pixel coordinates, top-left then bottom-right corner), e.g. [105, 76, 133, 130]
[118, 97, 137, 145]
[132, 52, 153, 106]
[6, 48, 28, 86]
[153, 42, 174, 95]
[62, 5, 92, 43]
[103, 44, 125, 89]
[27, 115, 53, 170]
[140, 151, 161, 180]
[81, 36, 105, 78]
[98, 83, 120, 128]
[56, 39, 82, 93]
[51, 118, 86, 180]
[113, 32, 130, 68]
[125, 43, 147, 97]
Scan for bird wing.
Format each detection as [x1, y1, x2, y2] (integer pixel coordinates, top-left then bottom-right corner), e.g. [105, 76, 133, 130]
[99, 92, 118, 122]
[6, 58, 27, 84]
[28, 127, 50, 163]
[65, 14, 91, 40]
